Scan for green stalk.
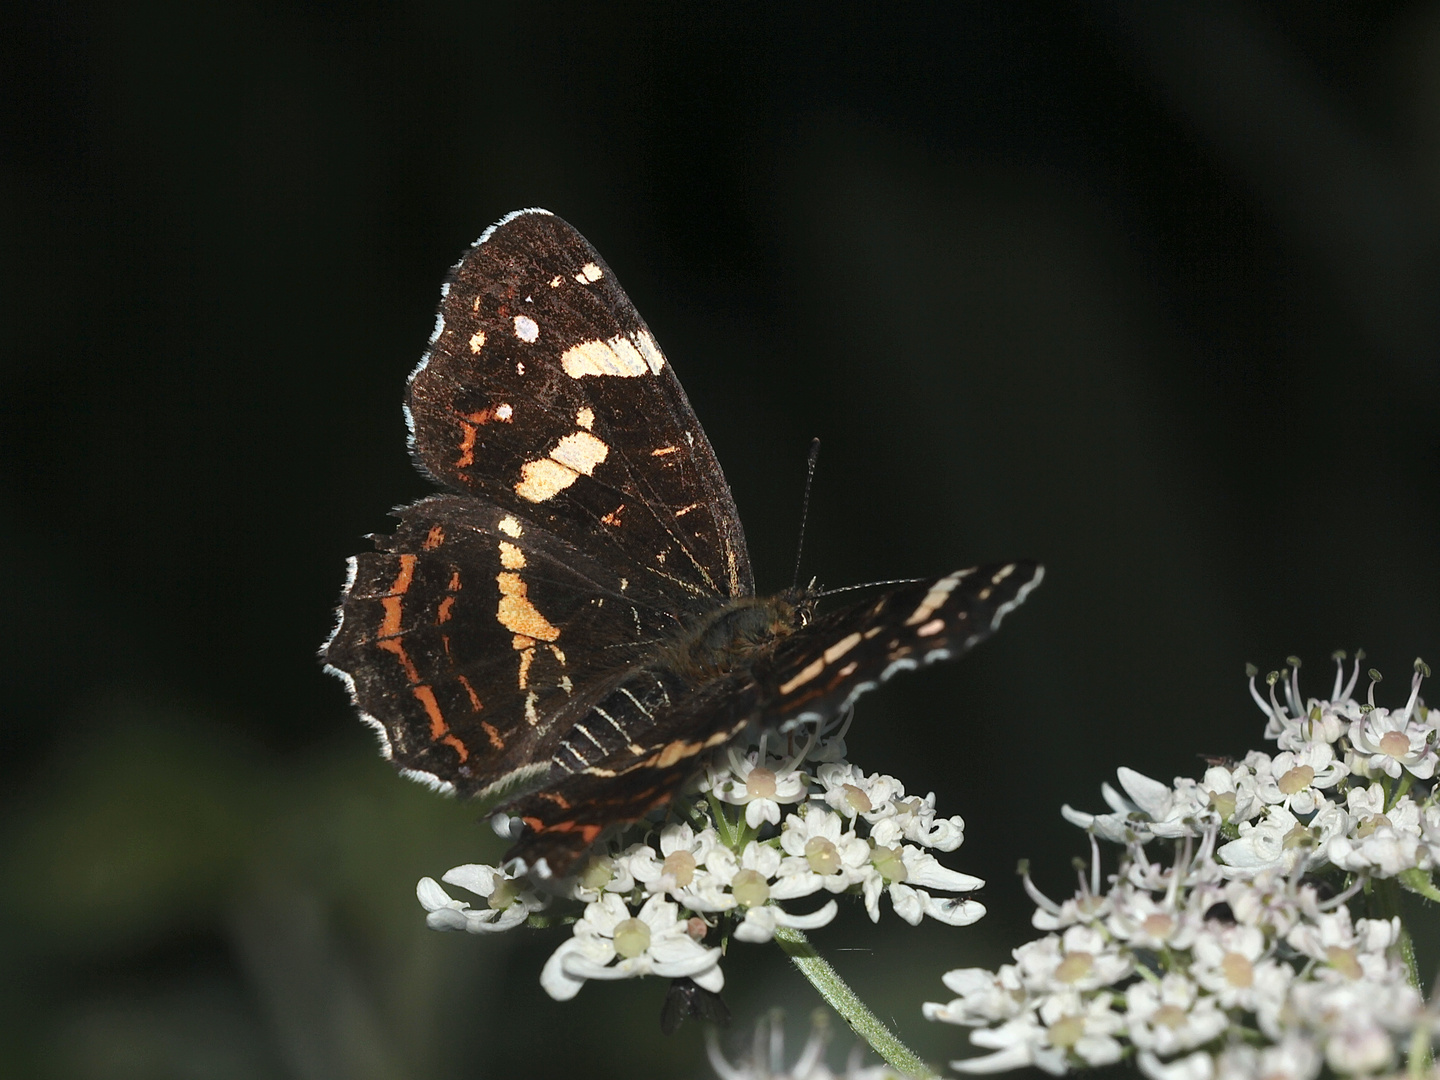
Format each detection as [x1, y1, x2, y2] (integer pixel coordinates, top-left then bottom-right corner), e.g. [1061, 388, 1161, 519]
[774, 926, 938, 1080]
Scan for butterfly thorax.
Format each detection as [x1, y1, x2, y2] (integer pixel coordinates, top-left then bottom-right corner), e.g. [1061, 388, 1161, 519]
[665, 590, 817, 682]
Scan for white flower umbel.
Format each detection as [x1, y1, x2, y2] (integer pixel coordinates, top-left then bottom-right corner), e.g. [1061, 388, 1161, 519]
[414, 706, 988, 1079]
[927, 653, 1438, 1078]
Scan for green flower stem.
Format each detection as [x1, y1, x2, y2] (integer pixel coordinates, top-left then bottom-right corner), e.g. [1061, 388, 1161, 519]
[774, 926, 938, 1080]
[1369, 877, 1432, 1075]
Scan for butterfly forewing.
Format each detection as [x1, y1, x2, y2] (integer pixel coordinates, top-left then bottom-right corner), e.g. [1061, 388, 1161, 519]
[407, 209, 751, 605]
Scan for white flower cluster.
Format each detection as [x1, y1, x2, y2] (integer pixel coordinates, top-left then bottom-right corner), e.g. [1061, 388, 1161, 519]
[418, 729, 986, 1002]
[926, 653, 1437, 1079]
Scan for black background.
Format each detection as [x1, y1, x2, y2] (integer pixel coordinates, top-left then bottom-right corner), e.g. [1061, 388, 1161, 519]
[3, 3, 1438, 1078]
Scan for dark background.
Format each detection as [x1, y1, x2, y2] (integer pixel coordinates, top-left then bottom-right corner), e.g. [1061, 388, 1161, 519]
[3, 3, 1438, 1078]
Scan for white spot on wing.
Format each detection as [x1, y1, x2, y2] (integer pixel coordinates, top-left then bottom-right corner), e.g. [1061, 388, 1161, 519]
[498, 515, 523, 537]
[469, 330, 486, 353]
[575, 262, 603, 283]
[495, 402, 513, 420]
[575, 406, 594, 430]
[514, 314, 539, 342]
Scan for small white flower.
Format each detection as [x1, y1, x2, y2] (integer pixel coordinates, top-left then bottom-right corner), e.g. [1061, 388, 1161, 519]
[712, 751, 809, 828]
[1201, 762, 1264, 825]
[775, 806, 870, 897]
[951, 1012, 1063, 1075]
[1221, 870, 1317, 938]
[1258, 743, 1347, 814]
[1347, 709, 1437, 780]
[539, 893, 722, 1001]
[1286, 906, 1398, 980]
[1189, 923, 1292, 1014]
[868, 791, 967, 851]
[924, 965, 1029, 1027]
[733, 898, 840, 944]
[1106, 884, 1201, 949]
[1326, 796, 1425, 876]
[1125, 974, 1228, 1056]
[1013, 926, 1132, 993]
[1217, 1035, 1323, 1080]
[626, 823, 738, 912]
[1217, 805, 1325, 876]
[561, 852, 636, 902]
[815, 762, 908, 825]
[1062, 767, 1213, 842]
[1034, 990, 1125, 1068]
[416, 864, 544, 933]
[858, 843, 985, 926]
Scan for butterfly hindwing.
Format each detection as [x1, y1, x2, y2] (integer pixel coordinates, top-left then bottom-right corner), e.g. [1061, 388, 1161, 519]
[324, 494, 721, 799]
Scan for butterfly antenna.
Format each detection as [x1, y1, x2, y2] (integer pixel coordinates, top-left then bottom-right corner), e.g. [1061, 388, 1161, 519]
[814, 577, 925, 600]
[791, 438, 822, 591]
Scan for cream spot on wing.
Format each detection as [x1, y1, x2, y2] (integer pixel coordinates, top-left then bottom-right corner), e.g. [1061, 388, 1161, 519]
[524, 690, 539, 724]
[559, 331, 663, 379]
[575, 406, 594, 430]
[778, 657, 825, 696]
[468, 329, 486, 353]
[516, 360, 524, 375]
[675, 502, 699, 517]
[836, 660, 859, 678]
[991, 564, 1016, 585]
[514, 431, 609, 502]
[495, 402, 513, 421]
[651, 445, 679, 456]
[917, 618, 946, 637]
[498, 541, 525, 569]
[823, 632, 862, 665]
[549, 274, 563, 287]
[574, 262, 603, 283]
[634, 329, 665, 374]
[498, 515, 523, 538]
[550, 430, 608, 474]
[904, 570, 970, 626]
[496, 571, 560, 641]
[515, 458, 577, 502]
[513, 314, 539, 342]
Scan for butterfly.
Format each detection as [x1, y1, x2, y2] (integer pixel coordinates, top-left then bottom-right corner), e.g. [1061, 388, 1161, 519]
[322, 209, 1042, 876]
